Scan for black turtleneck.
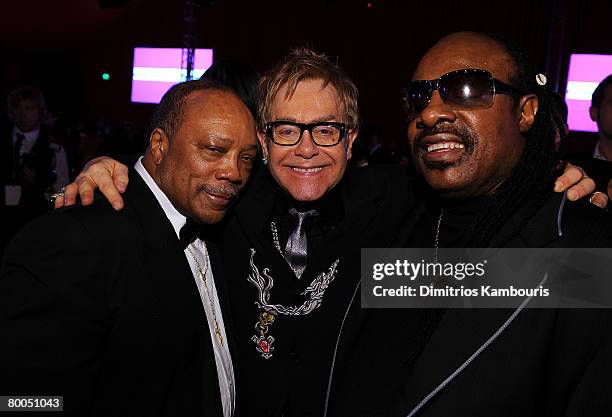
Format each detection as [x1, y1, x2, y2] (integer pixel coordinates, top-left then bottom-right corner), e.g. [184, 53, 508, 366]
[405, 181, 493, 248]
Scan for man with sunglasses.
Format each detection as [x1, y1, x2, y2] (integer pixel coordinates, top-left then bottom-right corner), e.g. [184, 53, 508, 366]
[53, 45, 606, 417]
[327, 32, 612, 416]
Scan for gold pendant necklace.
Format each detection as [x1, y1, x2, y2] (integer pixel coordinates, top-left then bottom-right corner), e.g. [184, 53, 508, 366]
[187, 244, 224, 346]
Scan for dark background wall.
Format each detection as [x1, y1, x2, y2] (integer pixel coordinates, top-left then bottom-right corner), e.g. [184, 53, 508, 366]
[1, 0, 610, 146]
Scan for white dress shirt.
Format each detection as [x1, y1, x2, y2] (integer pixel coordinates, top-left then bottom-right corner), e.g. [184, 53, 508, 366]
[135, 158, 235, 417]
[12, 125, 40, 155]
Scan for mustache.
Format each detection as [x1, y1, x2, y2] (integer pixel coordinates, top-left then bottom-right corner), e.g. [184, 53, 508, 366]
[415, 122, 477, 148]
[199, 183, 240, 199]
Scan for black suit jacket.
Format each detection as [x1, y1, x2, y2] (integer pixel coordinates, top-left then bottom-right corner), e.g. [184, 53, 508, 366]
[327, 191, 612, 417]
[0, 170, 232, 417]
[216, 165, 417, 417]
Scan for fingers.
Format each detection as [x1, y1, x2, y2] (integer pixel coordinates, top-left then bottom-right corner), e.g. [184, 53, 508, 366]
[52, 156, 128, 210]
[75, 175, 96, 206]
[113, 162, 129, 194]
[98, 174, 125, 210]
[590, 192, 608, 209]
[63, 182, 80, 206]
[79, 156, 127, 210]
[566, 177, 596, 201]
[554, 163, 585, 193]
[554, 163, 596, 201]
[53, 193, 64, 209]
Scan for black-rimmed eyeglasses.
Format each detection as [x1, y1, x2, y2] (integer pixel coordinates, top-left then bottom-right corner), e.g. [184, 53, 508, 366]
[403, 69, 524, 118]
[265, 121, 350, 147]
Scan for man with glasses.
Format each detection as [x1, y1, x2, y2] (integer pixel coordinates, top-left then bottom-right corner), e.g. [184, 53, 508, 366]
[219, 49, 417, 416]
[54, 45, 606, 417]
[52, 48, 417, 416]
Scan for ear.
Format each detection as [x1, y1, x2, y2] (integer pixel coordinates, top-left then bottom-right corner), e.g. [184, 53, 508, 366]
[149, 128, 169, 165]
[257, 130, 269, 161]
[589, 106, 598, 123]
[518, 94, 539, 134]
[345, 128, 359, 160]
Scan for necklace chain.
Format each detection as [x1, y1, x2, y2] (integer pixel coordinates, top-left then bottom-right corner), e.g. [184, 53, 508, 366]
[434, 208, 444, 262]
[187, 244, 224, 346]
[270, 221, 282, 254]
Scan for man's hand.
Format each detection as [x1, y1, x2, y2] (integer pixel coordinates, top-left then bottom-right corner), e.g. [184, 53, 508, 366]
[554, 162, 609, 209]
[54, 157, 129, 210]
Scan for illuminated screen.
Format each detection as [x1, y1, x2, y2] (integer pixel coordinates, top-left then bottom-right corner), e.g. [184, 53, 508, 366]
[565, 53, 612, 132]
[131, 47, 214, 104]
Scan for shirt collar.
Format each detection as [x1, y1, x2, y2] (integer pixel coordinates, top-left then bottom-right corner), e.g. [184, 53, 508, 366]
[13, 125, 40, 144]
[134, 157, 186, 239]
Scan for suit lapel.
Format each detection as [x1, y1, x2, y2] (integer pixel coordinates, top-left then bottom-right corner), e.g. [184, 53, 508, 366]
[123, 170, 201, 316]
[123, 170, 223, 416]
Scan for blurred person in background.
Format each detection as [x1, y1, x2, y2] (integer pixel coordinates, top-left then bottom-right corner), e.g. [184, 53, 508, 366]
[0, 85, 69, 254]
[551, 84, 612, 202]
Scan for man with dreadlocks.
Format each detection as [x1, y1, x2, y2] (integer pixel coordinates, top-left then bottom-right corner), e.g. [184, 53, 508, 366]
[398, 32, 611, 248]
[50, 37, 608, 417]
[326, 32, 612, 417]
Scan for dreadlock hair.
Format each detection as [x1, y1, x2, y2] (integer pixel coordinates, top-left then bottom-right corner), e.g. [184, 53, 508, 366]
[549, 90, 570, 156]
[461, 33, 561, 247]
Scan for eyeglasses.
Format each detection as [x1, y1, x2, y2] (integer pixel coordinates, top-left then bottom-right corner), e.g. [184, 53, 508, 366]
[403, 69, 524, 118]
[265, 121, 349, 147]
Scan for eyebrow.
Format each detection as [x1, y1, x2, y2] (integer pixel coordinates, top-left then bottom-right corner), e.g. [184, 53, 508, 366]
[274, 114, 339, 124]
[207, 134, 258, 150]
[207, 134, 232, 144]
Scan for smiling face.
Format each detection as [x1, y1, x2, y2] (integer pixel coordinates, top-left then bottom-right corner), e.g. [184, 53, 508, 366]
[150, 89, 258, 224]
[407, 33, 528, 199]
[259, 78, 358, 202]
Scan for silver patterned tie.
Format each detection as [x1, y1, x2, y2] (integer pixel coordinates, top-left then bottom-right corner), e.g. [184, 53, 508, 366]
[284, 208, 318, 279]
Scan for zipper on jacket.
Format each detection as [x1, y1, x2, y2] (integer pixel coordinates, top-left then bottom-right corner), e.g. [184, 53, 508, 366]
[405, 272, 549, 417]
[322, 280, 361, 417]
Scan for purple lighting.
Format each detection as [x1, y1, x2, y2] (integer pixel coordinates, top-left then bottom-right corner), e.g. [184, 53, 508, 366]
[565, 54, 612, 132]
[131, 47, 214, 104]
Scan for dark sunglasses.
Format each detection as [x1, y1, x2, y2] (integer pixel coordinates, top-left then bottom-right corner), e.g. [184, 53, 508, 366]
[403, 69, 524, 118]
